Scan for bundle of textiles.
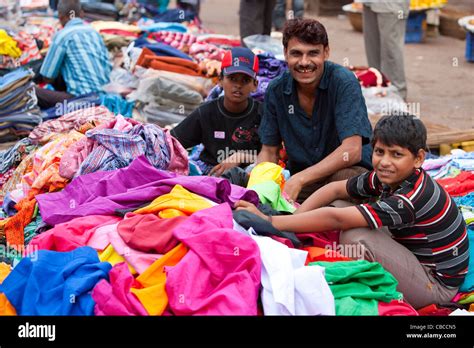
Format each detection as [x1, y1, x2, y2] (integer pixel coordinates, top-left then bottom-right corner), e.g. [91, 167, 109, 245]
[0, 69, 40, 142]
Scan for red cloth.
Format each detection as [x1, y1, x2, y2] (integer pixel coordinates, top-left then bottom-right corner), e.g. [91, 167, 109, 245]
[378, 300, 419, 316]
[117, 213, 185, 254]
[296, 230, 340, 249]
[417, 304, 453, 316]
[437, 171, 474, 196]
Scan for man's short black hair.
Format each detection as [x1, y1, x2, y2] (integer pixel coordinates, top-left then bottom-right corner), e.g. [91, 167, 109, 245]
[57, 0, 81, 19]
[282, 18, 329, 49]
[372, 114, 427, 156]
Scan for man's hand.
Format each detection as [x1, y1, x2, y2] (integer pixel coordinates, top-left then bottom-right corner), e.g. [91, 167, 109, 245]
[234, 200, 268, 220]
[209, 161, 239, 177]
[283, 174, 305, 202]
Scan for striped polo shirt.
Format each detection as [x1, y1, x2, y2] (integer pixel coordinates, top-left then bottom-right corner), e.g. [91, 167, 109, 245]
[347, 169, 469, 288]
[40, 18, 112, 96]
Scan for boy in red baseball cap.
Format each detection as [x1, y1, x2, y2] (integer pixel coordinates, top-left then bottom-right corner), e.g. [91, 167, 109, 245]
[172, 47, 262, 178]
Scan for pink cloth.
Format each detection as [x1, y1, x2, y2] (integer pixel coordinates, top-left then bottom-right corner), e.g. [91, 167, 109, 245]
[165, 204, 261, 315]
[164, 129, 189, 176]
[87, 222, 162, 275]
[378, 300, 419, 316]
[92, 262, 148, 316]
[28, 215, 122, 252]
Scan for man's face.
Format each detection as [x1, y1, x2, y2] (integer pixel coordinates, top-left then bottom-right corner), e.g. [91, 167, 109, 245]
[220, 73, 257, 104]
[372, 140, 424, 189]
[284, 38, 329, 86]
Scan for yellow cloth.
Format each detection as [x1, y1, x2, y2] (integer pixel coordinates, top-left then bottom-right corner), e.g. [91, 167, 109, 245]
[133, 184, 213, 217]
[131, 243, 187, 316]
[98, 244, 137, 275]
[247, 162, 285, 189]
[0, 262, 16, 315]
[0, 30, 21, 58]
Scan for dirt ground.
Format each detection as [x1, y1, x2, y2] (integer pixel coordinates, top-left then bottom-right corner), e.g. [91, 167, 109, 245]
[199, 0, 474, 130]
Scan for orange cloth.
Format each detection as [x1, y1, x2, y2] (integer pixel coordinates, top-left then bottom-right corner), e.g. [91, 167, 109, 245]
[137, 47, 203, 76]
[4, 189, 41, 248]
[0, 263, 16, 315]
[131, 243, 187, 315]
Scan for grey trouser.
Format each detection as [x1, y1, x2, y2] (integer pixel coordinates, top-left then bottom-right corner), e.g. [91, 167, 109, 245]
[363, 5, 408, 99]
[273, 0, 304, 31]
[332, 200, 459, 309]
[240, 0, 276, 43]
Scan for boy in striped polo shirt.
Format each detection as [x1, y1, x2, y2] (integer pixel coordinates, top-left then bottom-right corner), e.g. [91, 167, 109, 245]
[236, 114, 469, 309]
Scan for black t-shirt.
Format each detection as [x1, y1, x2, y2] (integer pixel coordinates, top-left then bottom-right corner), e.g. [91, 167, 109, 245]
[171, 96, 262, 167]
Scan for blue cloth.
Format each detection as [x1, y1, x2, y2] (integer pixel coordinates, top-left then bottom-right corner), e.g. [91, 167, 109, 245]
[0, 246, 111, 315]
[0, 137, 32, 174]
[41, 92, 102, 120]
[134, 37, 193, 61]
[459, 228, 474, 293]
[259, 62, 373, 174]
[0, 69, 32, 91]
[151, 8, 195, 22]
[1, 193, 17, 217]
[139, 22, 188, 33]
[100, 94, 135, 118]
[40, 18, 112, 96]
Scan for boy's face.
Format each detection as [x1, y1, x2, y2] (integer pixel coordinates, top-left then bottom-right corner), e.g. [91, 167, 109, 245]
[220, 73, 257, 104]
[372, 140, 425, 188]
[284, 38, 329, 87]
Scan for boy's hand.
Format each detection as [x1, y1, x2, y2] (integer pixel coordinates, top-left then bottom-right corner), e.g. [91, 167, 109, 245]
[234, 200, 268, 220]
[209, 161, 239, 177]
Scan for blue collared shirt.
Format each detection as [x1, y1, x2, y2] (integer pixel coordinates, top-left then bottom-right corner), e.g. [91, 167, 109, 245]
[40, 18, 112, 96]
[259, 60, 373, 174]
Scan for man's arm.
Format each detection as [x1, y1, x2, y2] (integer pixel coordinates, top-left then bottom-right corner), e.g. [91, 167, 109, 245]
[256, 144, 279, 165]
[284, 135, 363, 201]
[295, 179, 351, 214]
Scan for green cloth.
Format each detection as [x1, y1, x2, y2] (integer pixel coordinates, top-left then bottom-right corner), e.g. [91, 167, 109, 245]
[250, 181, 296, 213]
[458, 292, 474, 305]
[309, 260, 402, 316]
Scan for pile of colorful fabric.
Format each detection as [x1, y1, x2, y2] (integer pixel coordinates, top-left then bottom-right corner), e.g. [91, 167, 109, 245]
[421, 149, 474, 315]
[0, 68, 41, 142]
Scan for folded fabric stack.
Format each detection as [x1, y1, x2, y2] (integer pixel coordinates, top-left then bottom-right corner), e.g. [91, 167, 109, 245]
[80, 0, 119, 21]
[91, 21, 141, 52]
[0, 30, 42, 70]
[0, 69, 41, 142]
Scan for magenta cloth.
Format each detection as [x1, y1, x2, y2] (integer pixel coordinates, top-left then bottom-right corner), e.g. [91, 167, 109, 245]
[165, 203, 261, 315]
[36, 155, 259, 226]
[378, 300, 419, 316]
[87, 221, 162, 275]
[27, 215, 122, 252]
[92, 262, 148, 316]
[296, 230, 340, 248]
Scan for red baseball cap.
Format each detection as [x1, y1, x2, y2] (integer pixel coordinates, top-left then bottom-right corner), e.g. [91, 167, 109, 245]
[221, 47, 259, 79]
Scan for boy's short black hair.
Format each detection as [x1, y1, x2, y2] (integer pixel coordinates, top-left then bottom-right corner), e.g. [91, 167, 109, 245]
[372, 114, 427, 156]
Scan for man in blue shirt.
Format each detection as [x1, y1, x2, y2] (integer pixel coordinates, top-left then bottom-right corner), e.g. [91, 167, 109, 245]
[35, 0, 112, 109]
[257, 18, 373, 203]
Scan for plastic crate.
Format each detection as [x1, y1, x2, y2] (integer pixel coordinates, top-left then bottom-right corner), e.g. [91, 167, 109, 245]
[405, 11, 427, 43]
[466, 31, 474, 62]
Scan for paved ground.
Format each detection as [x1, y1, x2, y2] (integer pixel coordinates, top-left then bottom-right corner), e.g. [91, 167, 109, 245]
[199, 0, 474, 130]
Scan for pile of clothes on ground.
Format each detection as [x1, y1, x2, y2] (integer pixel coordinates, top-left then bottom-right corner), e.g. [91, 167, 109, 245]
[0, 0, 473, 316]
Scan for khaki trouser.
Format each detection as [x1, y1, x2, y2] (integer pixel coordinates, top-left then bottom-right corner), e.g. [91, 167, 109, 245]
[332, 200, 459, 309]
[297, 166, 368, 204]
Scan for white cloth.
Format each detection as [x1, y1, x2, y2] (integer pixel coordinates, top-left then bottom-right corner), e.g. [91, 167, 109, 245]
[234, 224, 335, 315]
